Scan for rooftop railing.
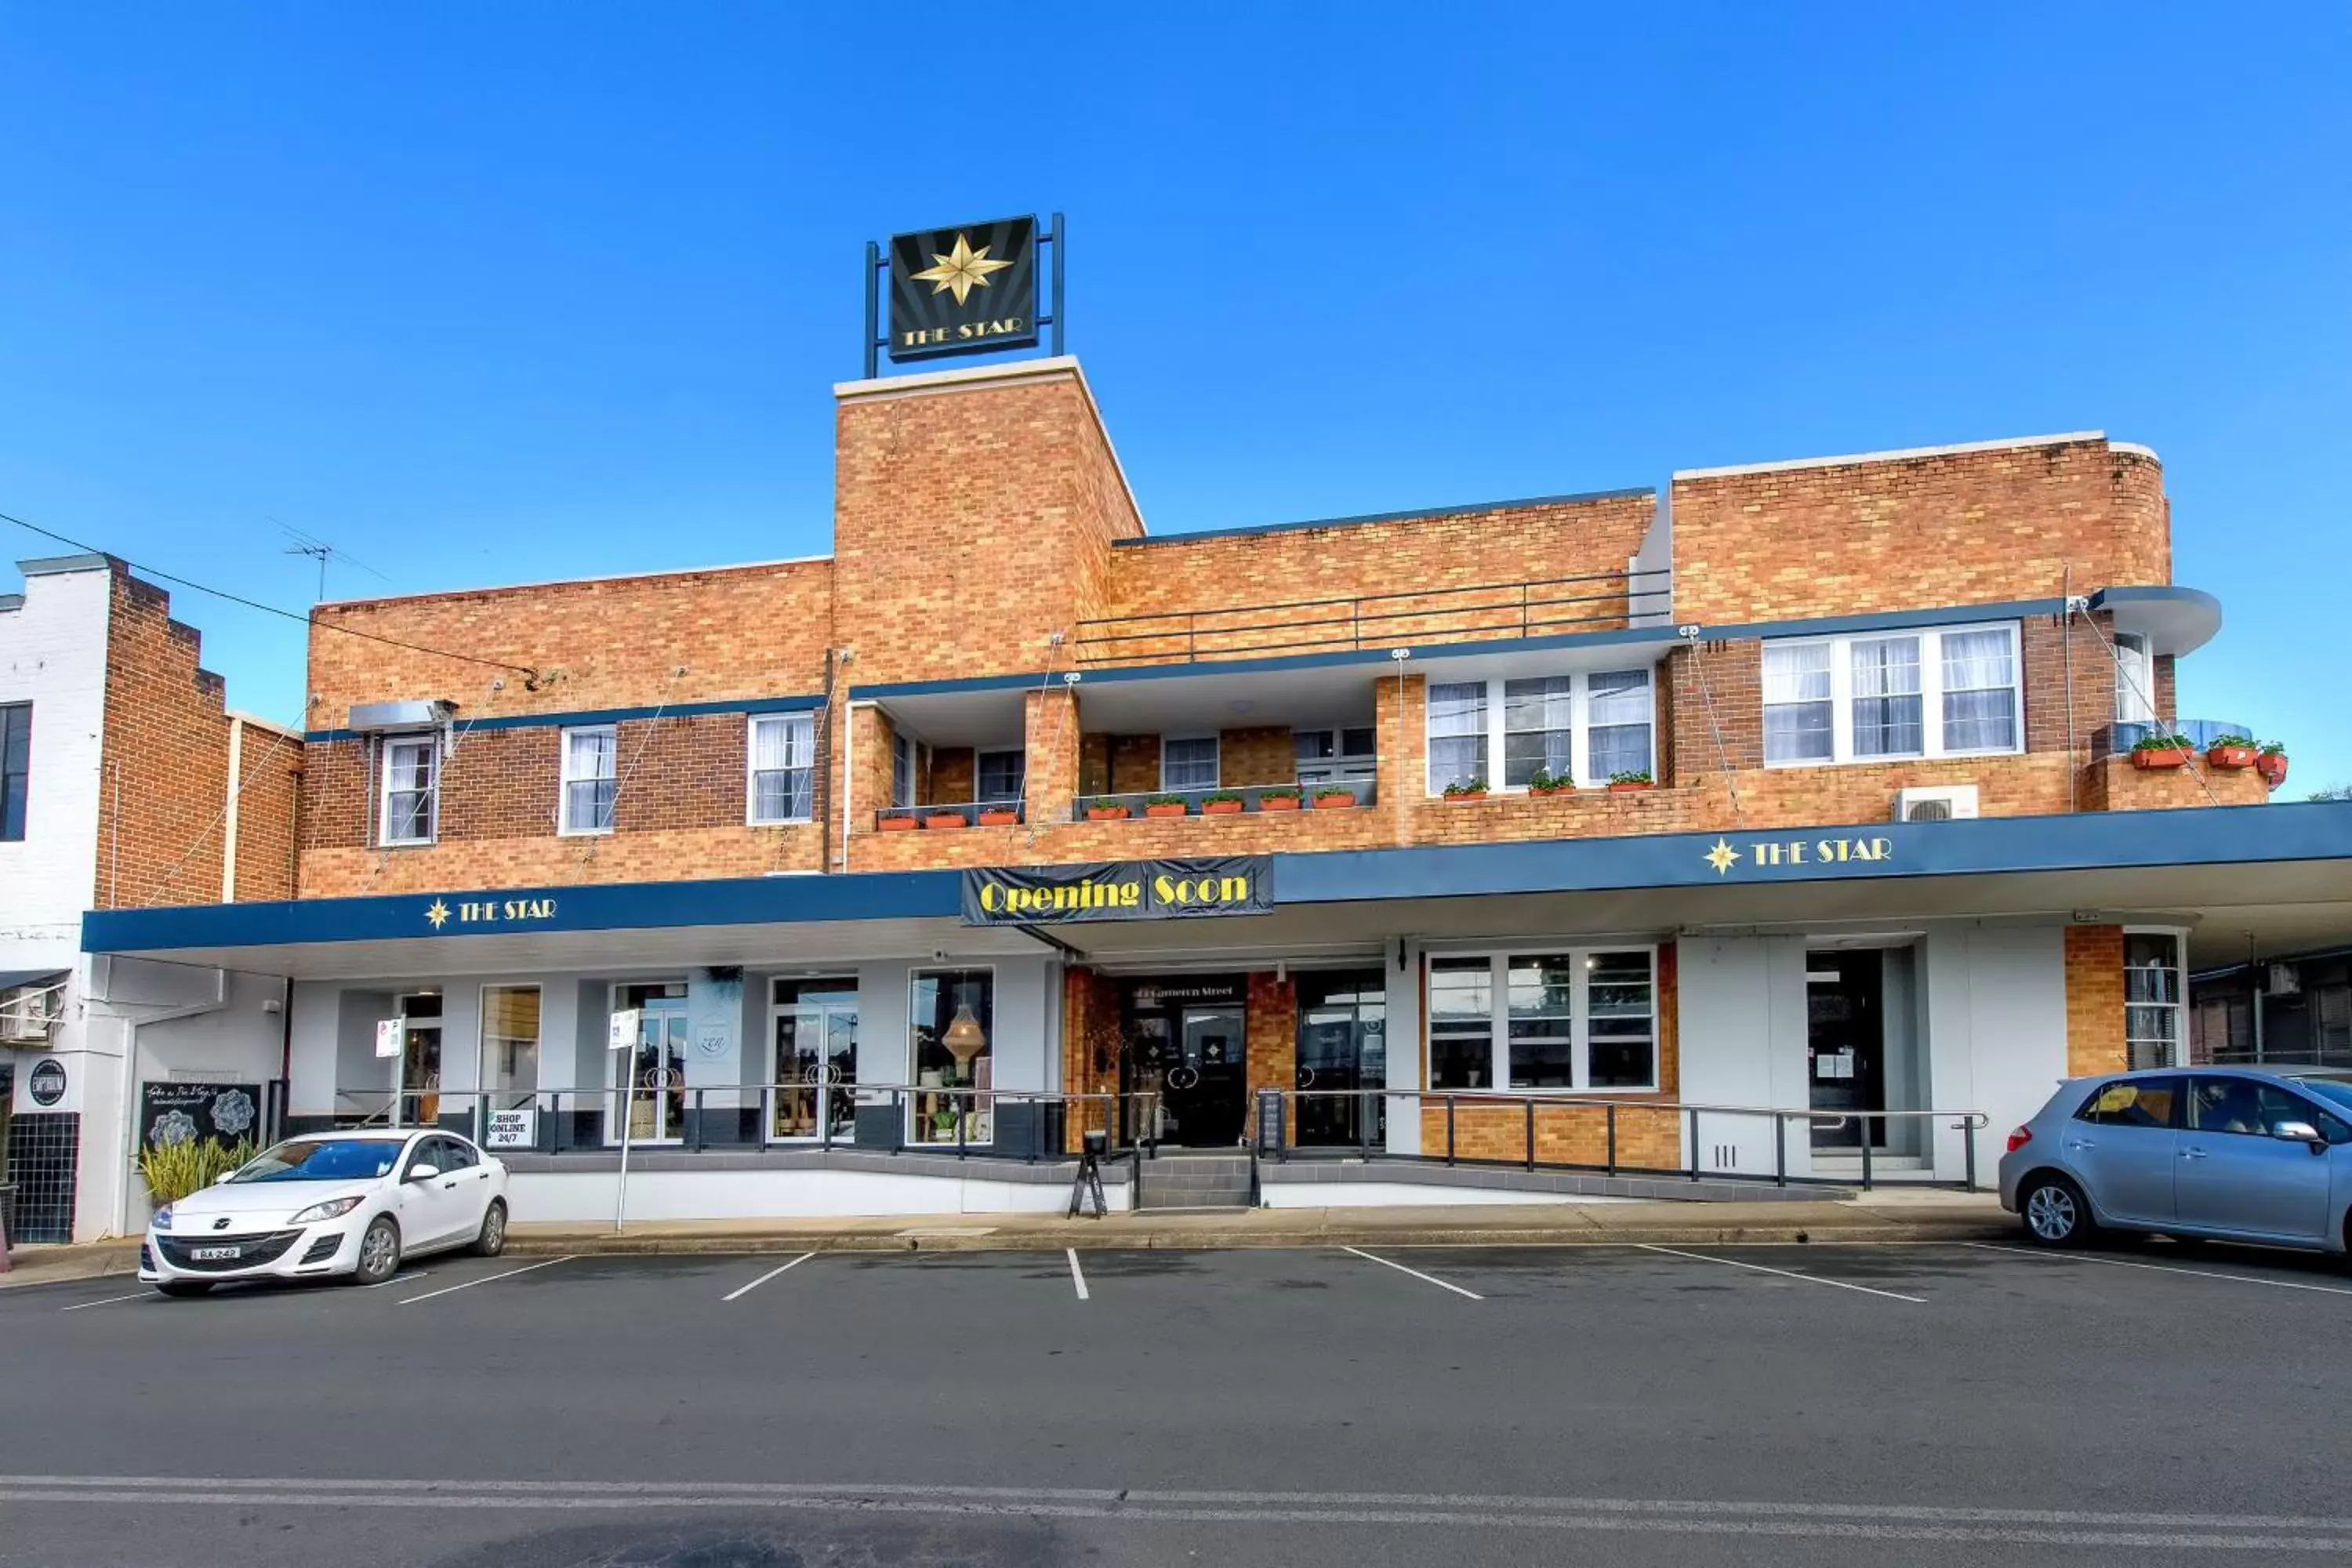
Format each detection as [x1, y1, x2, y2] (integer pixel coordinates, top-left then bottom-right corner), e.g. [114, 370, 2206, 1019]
[1074, 566, 1673, 668]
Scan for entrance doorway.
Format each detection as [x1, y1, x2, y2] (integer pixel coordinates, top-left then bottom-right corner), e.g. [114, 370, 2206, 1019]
[397, 992, 443, 1127]
[771, 977, 857, 1142]
[609, 982, 688, 1145]
[1806, 950, 1885, 1149]
[1122, 978, 1247, 1148]
[1295, 970, 1386, 1148]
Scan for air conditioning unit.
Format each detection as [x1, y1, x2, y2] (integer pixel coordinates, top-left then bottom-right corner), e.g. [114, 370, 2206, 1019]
[1893, 784, 1980, 823]
[0, 983, 60, 1042]
[2267, 964, 2303, 998]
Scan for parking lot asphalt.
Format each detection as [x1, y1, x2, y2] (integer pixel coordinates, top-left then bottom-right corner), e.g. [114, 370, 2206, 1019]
[3, 1238, 2350, 1566]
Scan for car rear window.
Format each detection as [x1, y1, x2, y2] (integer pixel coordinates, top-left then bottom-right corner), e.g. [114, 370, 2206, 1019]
[2077, 1078, 2179, 1129]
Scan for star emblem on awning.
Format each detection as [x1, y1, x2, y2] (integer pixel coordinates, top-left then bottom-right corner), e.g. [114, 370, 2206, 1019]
[1703, 839, 1742, 877]
[910, 233, 1013, 306]
[425, 898, 451, 929]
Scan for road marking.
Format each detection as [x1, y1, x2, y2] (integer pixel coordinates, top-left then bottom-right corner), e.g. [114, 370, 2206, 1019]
[357, 1271, 429, 1291]
[1066, 1248, 1089, 1301]
[57, 1291, 151, 1313]
[1339, 1246, 1483, 1300]
[397, 1257, 572, 1304]
[1964, 1241, 2352, 1296]
[722, 1254, 814, 1302]
[1639, 1244, 1926, 1303]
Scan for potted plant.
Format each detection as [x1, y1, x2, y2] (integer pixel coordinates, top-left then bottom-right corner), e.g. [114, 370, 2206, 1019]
[1258, 787, 1303, 812]
[2257, 742, 2290, 789]
[877, 811, 920, 832]
[2130, 732, 2192, 771]
[2203, 734, 2257, 771]
[1084, 798, 1131, 821]
[1443, 778, 1489, 802]
[1144, 794, 1190, 819]
[1608, 769, 1655, 793]
[1312, 786, 1359, 809]
[1201, 791, 1245, 815]
[1527, 768, 1573, 797]
[924, 809, 968, 829]
[976, 806, 1021, 826]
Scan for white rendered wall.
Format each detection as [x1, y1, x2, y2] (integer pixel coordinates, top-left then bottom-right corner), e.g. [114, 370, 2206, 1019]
[1674, 935, 1811, 1178]
[0, 562, 110, 966]
[1261, 1183, 1627, 1209]
[510, 1165, 1125, 1223]
[1923, 925, 2067, 1184]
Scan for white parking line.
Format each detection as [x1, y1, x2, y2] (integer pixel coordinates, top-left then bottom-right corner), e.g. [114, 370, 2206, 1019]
[722, 1254, 814, 1302]
[1340, 1247, 1483, 1300]
[1066, 1249, 1090, 1301]
[57, 1291, 151, 1313]
[1639, 1244, 1926, 1303]
[357, 1271, 429, 1292]
[397, 1257, 572, 1305]
[1963, 1242, 2352, 1297]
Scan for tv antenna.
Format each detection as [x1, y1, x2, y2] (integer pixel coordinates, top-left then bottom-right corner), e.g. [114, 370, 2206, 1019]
[274, 517, 389, 603]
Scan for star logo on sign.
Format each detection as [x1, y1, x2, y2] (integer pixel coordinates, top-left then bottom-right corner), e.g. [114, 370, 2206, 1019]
[1703, 839, 1742, 877]
[425, 899, 451, 929]
[909, 233, 1014, 306]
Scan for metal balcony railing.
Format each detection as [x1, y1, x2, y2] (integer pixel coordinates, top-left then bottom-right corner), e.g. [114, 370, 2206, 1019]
[872, 800, 1024, 829]
[1069, 781, 1375, 822]
[2104, 719, 2253, 757]
[1074, 567, 1673, 668]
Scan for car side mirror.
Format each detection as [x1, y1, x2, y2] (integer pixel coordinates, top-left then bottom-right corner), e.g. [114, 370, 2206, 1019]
[2270, 1120, 2323, 1149]
[406, 1162, 441, 1181]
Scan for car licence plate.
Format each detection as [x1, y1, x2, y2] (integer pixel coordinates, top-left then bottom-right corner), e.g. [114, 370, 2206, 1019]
[190, 1246, 241, 1261]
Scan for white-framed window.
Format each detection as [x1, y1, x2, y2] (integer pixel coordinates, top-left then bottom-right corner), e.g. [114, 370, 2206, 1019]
[559, 725, 616, 834]
[1161, 735, 1219, 790]
[1426, 947, 1659, 1092]
[379, 734, 438, 846]
[479, 984, 542, 1111]
[977, 748, 1025, 804]
[2112, 631, 2154, 725]
[1425, 670, 1655, 793]
[890, 731, 917, 808]
[749, 713, 816, 824]
[1762, 622, 2020, 767]
[1294, 726, 1377, 786]
[2125, 929, 2186, 1071]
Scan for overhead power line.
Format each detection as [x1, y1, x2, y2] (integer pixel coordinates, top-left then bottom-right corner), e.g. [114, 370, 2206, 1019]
[2, 507, 541, 686]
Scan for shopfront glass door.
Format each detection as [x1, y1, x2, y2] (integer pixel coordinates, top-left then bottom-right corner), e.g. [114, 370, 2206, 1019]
[1296, 971, 1387, 1149]
[773, 980, 858, 1142]
[611, 989, 688, 1145]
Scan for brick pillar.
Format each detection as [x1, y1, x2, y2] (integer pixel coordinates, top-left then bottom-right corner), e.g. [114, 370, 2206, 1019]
[1246, 971, 1298, 1142]
[1375, 671, 1423, 845]
[848, 704, 898, 837]
[2064, 925, 2128, 1076]
[1025, 687, 1081, 828]
[1062, 966, 1123, 1152]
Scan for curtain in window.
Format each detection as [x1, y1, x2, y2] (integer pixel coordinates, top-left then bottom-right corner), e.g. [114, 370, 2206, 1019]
[1587, 670, 1652, 780]
[564, 728, 617, 831]
[1501, 677, 1573, 786]
[1427, 682, 1488, 789]
[385, 739, 436, 841]
[977, 750, 1025, 804]
[1939, 629, 2016, 750]
[2113, 633, 2154, 725]
[1762, 644, 1833, 762]
[1162, 738, 1218, 789]
[752, 716, 814, 822]
[1849, 637, 1922, 756]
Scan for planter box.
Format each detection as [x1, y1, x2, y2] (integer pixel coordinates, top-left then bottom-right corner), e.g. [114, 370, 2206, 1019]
[924, 813, 967, 829]
[2258, 753, 2290, 788]
[877, 816, 920, 832]
[2205, 746, 2257, 771]
[1312, 793, 1358, 810]
[1444, 791, 1489, 803]
[1085, 807, 1131, 822]
[976, 809, 1020, 826]
[2131, 749, 2190, 771]
[1530, 786, 1573, 798]
[1259, 797, 1302, 812]
[1144, 804, 1189, 819]
[1202, 800, 1244, 815]
[1607, 781, 1653, 793]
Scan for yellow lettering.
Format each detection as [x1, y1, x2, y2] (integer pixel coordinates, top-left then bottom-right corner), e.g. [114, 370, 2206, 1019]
[1219, 876, 1249, 903]
[1867, 836, 1893, 861]
[1153, 874, 1178, 904]
[979, 884, 1000, 913]
[1118, 883, 1140, 907]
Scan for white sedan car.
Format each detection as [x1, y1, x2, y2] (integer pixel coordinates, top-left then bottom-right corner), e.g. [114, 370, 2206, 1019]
[141, 1129, 510, 1296]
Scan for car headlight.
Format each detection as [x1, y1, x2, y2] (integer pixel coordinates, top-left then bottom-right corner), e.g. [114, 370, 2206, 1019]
[151, 1205, 172, 1232]
[288, 1196, 365, 1226]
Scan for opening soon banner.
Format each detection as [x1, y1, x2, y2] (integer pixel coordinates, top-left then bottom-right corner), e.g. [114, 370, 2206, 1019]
[961, 857, 1273, 926]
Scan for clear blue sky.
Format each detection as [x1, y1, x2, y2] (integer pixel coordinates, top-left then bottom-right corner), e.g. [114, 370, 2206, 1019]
[3, 5, 2346, 789]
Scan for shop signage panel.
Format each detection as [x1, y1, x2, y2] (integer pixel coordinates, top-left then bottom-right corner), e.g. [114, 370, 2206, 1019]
[27, 1056, 68, 1109]
[1125, 976, 1247, 1010]
[140, 1081, 261, 1150]
[888, 216, 1040, 362]
[961, 857, 1273, 926]
[485, 1108, 538, 1149]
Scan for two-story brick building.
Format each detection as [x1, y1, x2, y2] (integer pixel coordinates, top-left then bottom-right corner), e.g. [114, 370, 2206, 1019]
[81, 357, 2352, 1222]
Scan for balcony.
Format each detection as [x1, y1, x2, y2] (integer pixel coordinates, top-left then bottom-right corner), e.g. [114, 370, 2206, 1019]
[1074, 567, 1672, 669]
[2105, 719, 2253, 756]
[1069, 782, 1376, 822]
[873, 801, 1024, 830]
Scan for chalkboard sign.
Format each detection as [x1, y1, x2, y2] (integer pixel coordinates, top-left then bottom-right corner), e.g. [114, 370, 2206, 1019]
[140, 1082, 263, 1152]
[1254, 1088, 1286, 1156]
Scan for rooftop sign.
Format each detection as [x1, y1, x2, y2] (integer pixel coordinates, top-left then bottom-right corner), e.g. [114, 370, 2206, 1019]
[865, 214, 1064, 376]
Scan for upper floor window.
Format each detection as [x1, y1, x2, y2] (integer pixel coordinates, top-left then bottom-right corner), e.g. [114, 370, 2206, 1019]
[1162, 735, 1218, 790]
[977, 748, 1025, 805]
[559, 726, 617, 835]
[1762, 622, 2020, 767]
[890, 731, 916, 809]
[750, 713, 816, 824]
[2112, 632, 2154, 725]
[379, 734, 438, 846]
[1425, 670, 1654, 793]
[1295, 727, 1376, 786]
[0, 702, 27, 841]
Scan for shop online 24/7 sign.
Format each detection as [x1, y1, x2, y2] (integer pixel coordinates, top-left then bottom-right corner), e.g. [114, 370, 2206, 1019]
[962, 857, 1272, 926]
[888, 216, 1040, 362]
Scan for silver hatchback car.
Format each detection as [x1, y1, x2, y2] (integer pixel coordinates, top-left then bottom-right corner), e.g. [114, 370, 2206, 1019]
[1999, 1067, 2352, 1252]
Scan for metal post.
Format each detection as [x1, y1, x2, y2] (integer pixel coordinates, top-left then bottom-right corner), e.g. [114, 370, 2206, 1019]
[1962, 1119, 1977, 1192]
[614, 1074, 635, 1236]
[1524, 1098, 1536, 1171]
[689, 1088, 704, 1153]
[892, 1089, 905, 1154]
[1860, 1127, 1875, 1190]
[1774, 1112, 1788, 1188]
[1687, 1107, 1700, 1181]
[956, 1087, 968, 1160]
[862, 240, 881, 379]
[1361, 1089, 1373, 1158]
[1606, 1104, 1617, 1175]
[1446, 1096, 1457, 1166]
[1048, 211, 1065, 357]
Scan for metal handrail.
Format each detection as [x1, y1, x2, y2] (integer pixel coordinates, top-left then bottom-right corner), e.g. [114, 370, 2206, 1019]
[1071, 781, 1374, 821]
[872, 800, 1023, 828]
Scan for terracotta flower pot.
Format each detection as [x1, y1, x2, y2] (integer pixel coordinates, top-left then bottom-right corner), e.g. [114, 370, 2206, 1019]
[2131, 748, 2189, 771]
[1259, 797, 1302, 812]
[2205, 745, 2256, 771]
[1085, 806, 1131, 822]
[2257, 753, 2289, 789]
[1446, 790, 1488, 803]
[1312, 793, 1357, 809]
[878, 815, 919, 832]
[977, 809, 1020, 826]
[924, 813, 967, 829]
[1145, 803, 1189, 819]
[1531, 785, 1573, 797]
[1608, 781, 1653, 793]
[1202, 799, 1244, 815]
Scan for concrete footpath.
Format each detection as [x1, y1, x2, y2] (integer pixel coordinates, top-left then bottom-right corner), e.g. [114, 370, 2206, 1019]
[0, 1190, 2016, 1289]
